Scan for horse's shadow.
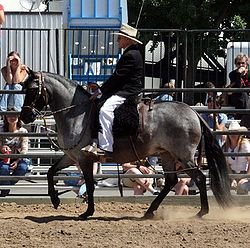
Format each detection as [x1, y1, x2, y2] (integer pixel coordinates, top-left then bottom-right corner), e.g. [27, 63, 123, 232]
[24, 215, 144, 223]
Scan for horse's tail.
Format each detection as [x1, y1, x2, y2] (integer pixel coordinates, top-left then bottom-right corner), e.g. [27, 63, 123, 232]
[198, 115, 232, 208]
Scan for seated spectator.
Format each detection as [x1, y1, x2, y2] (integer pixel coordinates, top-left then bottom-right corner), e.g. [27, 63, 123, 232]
[227, 53, 250, 120]
[223, 121, 250, 194]
[0, 108, 30, 196]
[0, 51, 28, 112]
[154, 80, 175, 103]
[174, 178, 195, 195]
[122, 160, 159, 195]
[201, 95, 228, 146]
[64, 162, 101, 198]
[204, 81, 223, 105]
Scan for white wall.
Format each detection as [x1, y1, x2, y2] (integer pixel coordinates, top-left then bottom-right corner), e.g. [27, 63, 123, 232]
[1, 0, 46, 12]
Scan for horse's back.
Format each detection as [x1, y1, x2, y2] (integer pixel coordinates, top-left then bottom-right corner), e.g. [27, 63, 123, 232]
[151, 101, 200, 132]
[113, 101, 201, 163]
[146, 101, 201, 159]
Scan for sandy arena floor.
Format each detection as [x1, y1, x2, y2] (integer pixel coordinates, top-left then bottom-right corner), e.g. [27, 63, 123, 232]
[0, 201, 249, 248]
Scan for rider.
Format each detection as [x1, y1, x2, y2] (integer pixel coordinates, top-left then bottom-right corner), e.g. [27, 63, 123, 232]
[82, 23, 144, 157]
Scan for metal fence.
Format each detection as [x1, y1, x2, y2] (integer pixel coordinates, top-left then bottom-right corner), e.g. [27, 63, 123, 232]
[1, 27, 250, 103]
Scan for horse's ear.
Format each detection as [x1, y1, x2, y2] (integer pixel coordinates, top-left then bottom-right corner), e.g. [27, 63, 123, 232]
[26, 67, 38, 79]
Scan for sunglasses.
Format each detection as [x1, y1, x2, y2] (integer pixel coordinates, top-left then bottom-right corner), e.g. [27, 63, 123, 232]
[236, 61, 246, 66]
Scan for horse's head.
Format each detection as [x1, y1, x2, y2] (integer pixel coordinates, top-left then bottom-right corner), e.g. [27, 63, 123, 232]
[20, 69, 48, 124]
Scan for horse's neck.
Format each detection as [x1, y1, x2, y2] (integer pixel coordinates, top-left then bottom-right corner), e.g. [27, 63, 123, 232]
[46, 76, 91, 148]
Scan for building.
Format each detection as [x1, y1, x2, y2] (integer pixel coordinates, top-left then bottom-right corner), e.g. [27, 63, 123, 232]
[1, 0, 128, 86]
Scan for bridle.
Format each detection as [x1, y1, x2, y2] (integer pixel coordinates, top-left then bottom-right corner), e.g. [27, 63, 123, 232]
[22, 72, 49, 117]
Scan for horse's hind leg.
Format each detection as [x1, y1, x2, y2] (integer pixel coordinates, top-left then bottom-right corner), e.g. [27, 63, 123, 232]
[47, 154, 74, 209]
[144, 153, 178, 219]
[185, 161, 209, 217]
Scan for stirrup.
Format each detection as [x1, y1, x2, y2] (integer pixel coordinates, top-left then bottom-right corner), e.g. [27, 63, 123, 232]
[81, 145, 105, 156]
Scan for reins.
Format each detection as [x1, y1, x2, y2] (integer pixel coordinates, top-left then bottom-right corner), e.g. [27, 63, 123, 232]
[30, 103, 94, 151]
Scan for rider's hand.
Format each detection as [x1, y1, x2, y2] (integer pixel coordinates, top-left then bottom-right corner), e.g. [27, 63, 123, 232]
[90, 91, 101, 101]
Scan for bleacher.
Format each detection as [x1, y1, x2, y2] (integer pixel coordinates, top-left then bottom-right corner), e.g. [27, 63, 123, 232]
[1, 88, 250, 197]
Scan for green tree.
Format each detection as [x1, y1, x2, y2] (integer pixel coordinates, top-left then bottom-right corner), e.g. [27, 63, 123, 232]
[128, 0, 249, 103]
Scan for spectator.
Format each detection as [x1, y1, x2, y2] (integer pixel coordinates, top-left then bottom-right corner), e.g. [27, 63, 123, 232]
[64, 162, 101, 198]
[0, 108, 30, 196]
[174, 161, 196, 195]
[223, 121, 250, 195]
[0, 51, 28, 112]
[154, 80, 175, 103]
[204, 81, 222, 105]
[0, 3, 4, 55]
[122, 160, 159, 195]
[227, 53, 250, 118]
[174, 178, 194, 195]
[0, 3, 4, 26]
[201, 95, 228, 146]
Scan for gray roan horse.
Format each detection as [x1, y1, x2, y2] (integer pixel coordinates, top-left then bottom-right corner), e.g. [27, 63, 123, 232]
[20, 70, 232, 220]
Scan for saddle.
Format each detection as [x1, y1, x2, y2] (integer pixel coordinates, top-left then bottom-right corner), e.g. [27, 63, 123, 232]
[113, 96, 139, 137]
[91, 96, 153, 139]
[113, 96, 154, 137]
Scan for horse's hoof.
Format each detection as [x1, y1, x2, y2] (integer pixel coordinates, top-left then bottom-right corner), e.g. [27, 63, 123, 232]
[51, 197, 60, 209]
[78, 212, 91, 220]
[195, 210, 207, 218]
[143, 212, 155, 219]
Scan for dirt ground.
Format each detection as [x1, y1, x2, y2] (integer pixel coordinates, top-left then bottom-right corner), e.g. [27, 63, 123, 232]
[0, 201, 249, 248]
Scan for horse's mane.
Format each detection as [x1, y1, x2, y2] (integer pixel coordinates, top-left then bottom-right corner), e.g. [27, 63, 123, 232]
[44, 72, 91, 97]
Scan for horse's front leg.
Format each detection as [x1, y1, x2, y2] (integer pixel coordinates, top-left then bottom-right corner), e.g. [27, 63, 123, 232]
[78, 158, 95, 220]
[47, 155, 73, 209]
[144, 172, 178, 219]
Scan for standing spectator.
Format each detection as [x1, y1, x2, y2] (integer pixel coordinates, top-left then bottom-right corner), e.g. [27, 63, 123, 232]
[0, 51, 28, 112]
[223, 121, 250, 195]
[228, 54, 250, 113]
[122, 160, 159, 195]
[201, 95, 228, 146]
[0, 108, 30, 196]
[0, 3, 4, 26]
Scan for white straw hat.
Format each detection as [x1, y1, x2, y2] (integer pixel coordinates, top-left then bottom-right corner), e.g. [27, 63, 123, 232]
[113, 24, 142, 44]
[228, 121, 247, 131]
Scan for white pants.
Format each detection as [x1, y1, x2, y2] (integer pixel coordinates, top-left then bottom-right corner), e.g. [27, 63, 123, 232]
[99, 95, 126, 152]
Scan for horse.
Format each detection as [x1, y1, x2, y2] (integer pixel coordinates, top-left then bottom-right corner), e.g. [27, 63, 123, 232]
[20, 70, 232, 220]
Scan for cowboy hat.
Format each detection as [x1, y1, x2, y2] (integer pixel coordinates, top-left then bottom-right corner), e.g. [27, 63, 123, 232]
[113, 24, 142, 44]
[228, 121, 247, 132]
